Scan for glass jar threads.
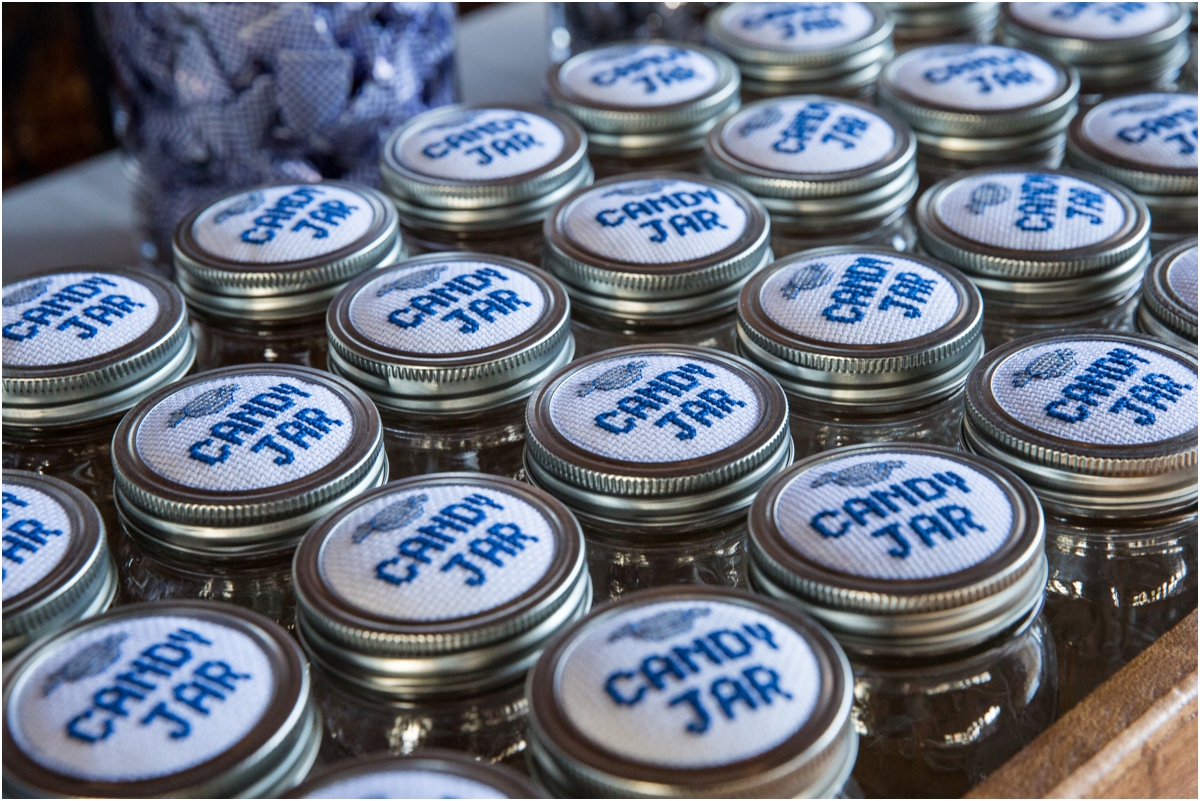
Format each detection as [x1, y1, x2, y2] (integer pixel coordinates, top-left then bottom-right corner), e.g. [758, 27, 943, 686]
[285, 750, 544, 799]
[748, 444, 1055, 797]
[544, 41, 740, 179]
[737, 247, 984, 458]
[704, 96, 918, 257]
[381, 105, 592, 264]
[1137, 238, 1197, 355]
[327, 253, 574, 481]
[917, 167, 1152, 349]
[524, 345, 792, 601]
[543, 173, 771, 357]
[292, 474, 590, 764]
[882, 2, 999, 50]
[1, 601, 320, 798]
[174, 181, 402, 372]
[962, 332, 1198, 713]
[526, 587, 858, 799]
[110, 365, 387, 625]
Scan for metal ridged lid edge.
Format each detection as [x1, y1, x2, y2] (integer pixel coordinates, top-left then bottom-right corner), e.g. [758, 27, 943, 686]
[997, 4, 1189, 63]
[1066, 123, 1200, 196]
[1142, 238, 1199, 340]
[706, 2, 894, 69]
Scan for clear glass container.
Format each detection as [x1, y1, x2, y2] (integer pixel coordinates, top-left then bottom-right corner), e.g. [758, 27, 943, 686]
[399, 220, 546, 265]
[285, 749, 544, 799]
[981, 287, 1140, 351]
[1136, 237, 1198, 356]
[569, 307, 740, 358]
[381, 399, 529, 481]
[190, 311, 330, 372]
[785, 388, 967, 457]
[771, 206, 917, 258]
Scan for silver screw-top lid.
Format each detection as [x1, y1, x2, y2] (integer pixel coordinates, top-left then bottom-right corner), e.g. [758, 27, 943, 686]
[112, 365, 386, 558]
[2, 472, 116, 660]
[883, 2, 1000, 47]
[737, 247, 984, 409]
[2, 268, 195, 429]
[1138, 238, 1198, 353]
[963, 331, 1198, 517]
[173, 181, 402, 321]
[524, 346, 792, 527]
[749, 443, 1047, 657]
[284, 750, 547, 799]
[380, 105, 592, 231]
[526, 586, 857, 799]
[2, 601, 320, 798]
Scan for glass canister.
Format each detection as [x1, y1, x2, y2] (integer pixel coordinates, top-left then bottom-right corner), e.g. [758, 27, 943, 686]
[543, 173, 771, 357]
[380, 105, 592, 264]
[326, 253, 574, 481]
[737, 247, 984, 458]
[1, 600, 320, 798]
[525, 586, 858, 798]
[882, 2, 999, 50]
[962, 331, 1198, 714]
[917, 167, 1152, 349]
[524, 345, 792, 602]
[292, 474, 590, 766]
[173, 181, 402, 373]
[749, 443, 1056, 797]
[109, 365, 387, 626]
[285, 750, 545, 798]
[545, 41, 740, 179]
[1137, 237, 1198, 355]
[704, 96, 919, 257]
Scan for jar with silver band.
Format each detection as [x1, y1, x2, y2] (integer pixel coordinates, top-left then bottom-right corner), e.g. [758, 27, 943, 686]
[1, 600, 320, 798]
[704, 96, 919, 258]
[882, 2, 999, 50]
[1137, 237, 1198, 355]
[525, 586, 858, 798]
[381, 105, 592, 265]
[917, 167, 1151, 349]
[327, 253, 574, 481]
[737, 247, 984, 459]
[706, 3, 893, 101]
[543, 173, 770, 358]
[962, 332, 1197, 714]
[748, 443, 1055, 797]
[110, 365, 387, 626]
[545, 41, 740, 179]
[285, 750, 546, 799]
[293, 474, 590, 766]
[174, 181, 402, 373]
[524, 345, 792, 601]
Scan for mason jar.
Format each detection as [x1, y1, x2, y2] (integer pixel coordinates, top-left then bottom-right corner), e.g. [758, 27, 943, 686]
[1137, 237, 1197, 355]
[963, 331, 1198, 714]
[917, 167, 1152, 349]
[293, 474, 590, 767]
[524, 345, 792, 602]
[380, 105, 592, 265]
[737, 247, 984, 459]
[749, 443, 1056, 797]
[883, 2, 999, 51]
[545, 41, 740, 179]
[526, 586, 859, 798]
[327, 253, 574, 481]
[285, 750, 545, 799]
[543, 173, 771, 358]
[173, 181, 402, 373]
[110, 365, 387, 626]
[704, 96, 919, 257]
[1, 600, 320, 798]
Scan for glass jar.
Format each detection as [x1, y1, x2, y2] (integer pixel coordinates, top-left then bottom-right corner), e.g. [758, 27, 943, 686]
[285, 750, 545, 799]
[883, 2, 999, 51]
[526, 587, 859, 798]
[523, 345, 792, 602]
[545, 41, 740, 180]
[173, 181, 402, 373]
[326, 253, 575, 482]
[1, 600, 320, 798]
[1137, 237, 1197, 355]
[542, 173, 771, 358]
[704, 96, 919, 258]
[737, 247, 984, 459]
[962, 331, 1198, 714]
[749, 443, 1056, 796]
[292, 474, 590, 767]
[109, 365, 387, 626]
[380, 105, 592, 264]
[917, 167, 1152, 350]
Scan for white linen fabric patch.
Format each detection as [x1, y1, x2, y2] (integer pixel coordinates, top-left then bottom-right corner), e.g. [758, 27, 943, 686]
[891, 45, 1060, 111]
[559, 44, 719, 108]
[1167, 246, 1198, 314]
[719, 2, 877, 50]
[1, 483, 72, 600]
[395, 108, 566, 181]
[300, 770, 506, 799]
[1082, 94, 1198, 170]
[1009, 2, 1175, 39]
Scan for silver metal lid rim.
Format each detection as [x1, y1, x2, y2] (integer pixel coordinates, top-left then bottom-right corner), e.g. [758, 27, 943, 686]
[2, 547, 115, 650]
[581, 116, 724, 156]
[757, 168, 918, 223]
[966, 247, 1149, 307]
[240, 702, 323, 801]
[916, 108, 1074, 153]
[1139, 240, 1199, 340]
[996, 5, 1189, 63]
[1064, 38, 1191, 80]
[733, 43, 893, 84]
[706, 2, 894, 70]
[1138, 302, 1199, 354]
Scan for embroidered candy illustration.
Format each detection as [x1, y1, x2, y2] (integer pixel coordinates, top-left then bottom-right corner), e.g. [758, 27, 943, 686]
[780, 262, 835, 299]
[352, 493, 430, 544]
[601, 179, 678, 198]
[2, 279, 52, 307]
[736, 104, 784, 137]
[607, 607, 712, 643]
[575, 360, 649, 397]
[167, 384, 240, 428]
[965, 182, 1011, 215]
[375, 266, 449, 297]
[811, 460, 907, 488]
[1011, 348, 1077, 388]
[212, 190, 266, 225]
[42, 632, 128, 696]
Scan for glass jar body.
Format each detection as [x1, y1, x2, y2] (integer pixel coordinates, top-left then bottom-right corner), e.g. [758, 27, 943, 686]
[380, 400, 528, 482]
[190, 312, 328, 372]
[742, 79, 875, 104]
[786, 389, 966, 460]
[981, 289, 1140, 351]
[589, 147, 704, 180]
[570, 308, 739, 359]
[770, 207, 917, 259]
[400, 221, 545, 265]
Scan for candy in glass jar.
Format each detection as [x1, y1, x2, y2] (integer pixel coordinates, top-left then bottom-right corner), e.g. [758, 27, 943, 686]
[284, 750, 545, 798]
[1137, 237, 1197, 355]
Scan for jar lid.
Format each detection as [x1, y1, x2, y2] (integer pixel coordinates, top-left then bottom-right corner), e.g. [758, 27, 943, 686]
[737, 247, 984, 407]
[1139, 238, 1198, 349]
[1, 601, 319, 798]
[284, 750, 546, 799]
[173, 182, 402, 320]
[2, 471, 115, 659]
[293, 473, 590, 698]
[327, 253, 574, 415]
[963, 332, 1198, 516]
[525, 346, 792, 526]
[749, 443, 1046, 657]
[2, 268, 194, 428]
[112, 365, 386, 558]
[526, 587, 856, 799]
[999, 2, 1190, 63]
[884, 1, 999, 28]
[380, 105, 592, 231]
